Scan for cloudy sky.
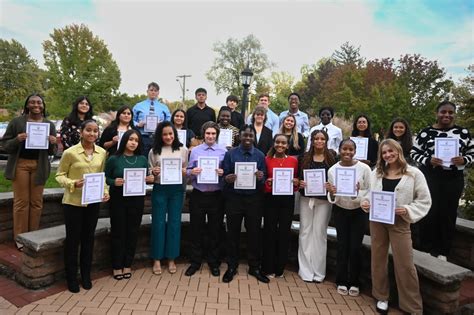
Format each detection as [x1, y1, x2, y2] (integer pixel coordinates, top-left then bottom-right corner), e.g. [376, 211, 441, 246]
[1, 0, 473, 107]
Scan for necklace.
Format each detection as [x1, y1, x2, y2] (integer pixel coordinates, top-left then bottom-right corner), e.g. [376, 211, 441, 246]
[274, 155, 287, 166]
[124, 155, 138, 165]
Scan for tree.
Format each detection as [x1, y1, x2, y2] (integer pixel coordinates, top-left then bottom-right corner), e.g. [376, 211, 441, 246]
[332, 42, 365, 68]
[268, 71, 295, 114]
[206, 34, 274, 97]
[0, 39, 43, 106]
[43, 24, 121, 117]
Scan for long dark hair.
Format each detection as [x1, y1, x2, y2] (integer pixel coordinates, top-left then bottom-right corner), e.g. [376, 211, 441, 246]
[351, 114, 373, 138]
[22, 93, 47, 117]
[67, 96, 94, 126]
[301, 129, 336, 169]
[116, 129, 142, 156]
[267, 134, 288, 157]
[171, 108, 188, 129]
[109, 105, 134, 129]
[386, 118, 412, 156]
[152, 121, 182, 155]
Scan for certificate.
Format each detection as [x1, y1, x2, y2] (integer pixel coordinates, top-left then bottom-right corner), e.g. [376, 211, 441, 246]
[81, 172, 105, 205]
[25, 122, 49, 149]
[304, 169, 326, 196]
[197, 156, 219, 184]
[123, 168, 146, 196]
[144, 115, 158, 133]
[435, 138, 458, 168]
[335, 167, 357, 197]
[350, 137, 368, 161]
[117, 130, 126, 149]
[160, 157, 182, 185]
[272, 168, 294, 195]
[234, 162, 256, 190]
[369, 191, 396, 225]
[218, 129, 233, 148]
[177, 130, 187, 148]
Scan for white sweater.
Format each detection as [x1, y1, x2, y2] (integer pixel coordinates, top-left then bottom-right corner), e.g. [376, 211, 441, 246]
[365, 165, 431, 223]
[327, 161, 372, 210]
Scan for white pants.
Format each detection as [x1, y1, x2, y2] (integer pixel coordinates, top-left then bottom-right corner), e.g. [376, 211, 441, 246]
[298, 196, 332, 282]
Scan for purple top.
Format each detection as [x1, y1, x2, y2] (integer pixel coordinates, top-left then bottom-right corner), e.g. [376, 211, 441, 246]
[187, 142, 227, 192]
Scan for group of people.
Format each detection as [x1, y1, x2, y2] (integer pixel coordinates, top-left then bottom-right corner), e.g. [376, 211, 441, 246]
[1, 81, 472, 314]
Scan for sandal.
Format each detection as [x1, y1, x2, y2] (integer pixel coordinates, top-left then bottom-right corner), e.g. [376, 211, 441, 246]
[113, 269, 123, 280]
[152, 262, 162, 275]
[168, 261, 177, 274]
[337, 285, 348, 296]
[349, 286, 360, 297]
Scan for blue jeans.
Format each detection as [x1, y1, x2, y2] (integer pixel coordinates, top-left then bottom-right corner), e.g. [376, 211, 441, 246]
[150, 184, 184, 260]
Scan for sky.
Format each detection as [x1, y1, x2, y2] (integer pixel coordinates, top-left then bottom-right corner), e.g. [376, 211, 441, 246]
[1, 0, 473, 107]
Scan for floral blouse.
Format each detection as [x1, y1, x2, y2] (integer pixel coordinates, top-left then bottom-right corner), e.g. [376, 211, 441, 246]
[60, 117, 99, 150]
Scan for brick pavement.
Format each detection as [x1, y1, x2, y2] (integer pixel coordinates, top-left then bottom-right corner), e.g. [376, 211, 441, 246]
[0, 264, 405, 314]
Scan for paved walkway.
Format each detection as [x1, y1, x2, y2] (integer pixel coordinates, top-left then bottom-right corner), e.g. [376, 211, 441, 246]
[0, 263, 403, 314]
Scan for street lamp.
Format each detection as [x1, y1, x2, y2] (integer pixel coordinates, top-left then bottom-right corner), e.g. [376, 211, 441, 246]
[240, 66, 253, 119]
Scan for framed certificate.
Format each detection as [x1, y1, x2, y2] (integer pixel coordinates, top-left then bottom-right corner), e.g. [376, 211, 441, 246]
[369, 191, 396, 225]
[25, 122, 50, 149]
[350, 137, 368, 161]
[218, 129, 233, 148]
[335, 167, 357, 197]
[160, 157, 182, 185]
[435, 138, 458, 168]
[197, 156, 219, 184]
[144, 115, 158, 133]
[81, 172, 105, 205]
[117, 130, 126, 149]
[123, 168, 147, 196]
[304, 169, 326, 196]
[234, 162, 257, 190]
[177, 130, 187, 148]
[272, 168, 294, 195]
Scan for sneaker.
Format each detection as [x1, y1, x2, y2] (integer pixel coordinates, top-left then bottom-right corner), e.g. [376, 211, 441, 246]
[336, 285, 348, 296]
[348, 286, 359, 297]
[376, 300, 388, 313]
[438, 255, 447, 261]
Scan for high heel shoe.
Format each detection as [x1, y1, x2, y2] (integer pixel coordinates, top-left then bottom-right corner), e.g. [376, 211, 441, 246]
[168, 261, 177, 274]
[152, 261, 162, 275]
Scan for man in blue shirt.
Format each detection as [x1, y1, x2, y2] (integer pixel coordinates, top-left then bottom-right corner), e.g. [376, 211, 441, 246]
[221, 124, 269, 283]
[278, 92, 310, 137]
[246, 93, 280, 136]
[185, 122, 227, 277]
[132, 82, 171, 155]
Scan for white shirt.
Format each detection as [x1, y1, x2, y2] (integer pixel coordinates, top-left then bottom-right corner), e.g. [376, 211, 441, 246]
[306, 122, 343, 153]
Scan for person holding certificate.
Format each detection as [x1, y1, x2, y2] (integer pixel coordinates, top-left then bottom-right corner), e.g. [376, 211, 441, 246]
[1, 94, 57, 250]
[251, 106, 273, 155]
[171, 109, 196, 149]
[184, 122, 227, 277]
[60, 96, 95, 150]
[217, 106, 240, 149]
[105, 130, 154, 280]
[361, 139, 431, 314]
[279, 115, 305, 157]
[56, 120, 109, 293]
[326, 139, 371, 297]
[297, 129, 336, 283]
[148, 121, 188, 275]
[411, 101, 473, 261]
[351, 114, 378, 168]
[99, 105, 138, 156]
[222, 124, 269, 283]
[261, 134, 298, 278]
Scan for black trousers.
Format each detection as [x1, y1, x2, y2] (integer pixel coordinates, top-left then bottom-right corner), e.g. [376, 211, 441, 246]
[418, 169, 464, 257]
[63, 203, 100, 281]
[334, 205, 368, 287]
[110, 188, 145, 269]
[262, 194, 294, 275]
[225, 192, 263, 269]
[189, 189, 223, 268]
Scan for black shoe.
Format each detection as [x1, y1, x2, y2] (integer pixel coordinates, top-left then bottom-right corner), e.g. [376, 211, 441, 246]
[248, 269, 270, 283]
[185, 264, 200, 277]
[82, 276, 92, 290]
[222, 268, 237, 283]
[67, 279, 80, 293]
[210, 266, 220, 277]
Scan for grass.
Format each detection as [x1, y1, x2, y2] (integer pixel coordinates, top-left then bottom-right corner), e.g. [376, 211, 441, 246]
[0, 171, 61, 193]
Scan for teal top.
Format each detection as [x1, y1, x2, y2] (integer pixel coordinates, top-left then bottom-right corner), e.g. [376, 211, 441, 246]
[105, 154, 148, 187]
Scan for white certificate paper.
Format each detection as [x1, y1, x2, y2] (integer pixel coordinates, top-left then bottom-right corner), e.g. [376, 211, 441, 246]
[160, 157, 182, 185]
[144, 115, 158, 133]
[81, 172, 105, 205]
[304, 169, 326, 196]
[218, 129, 233, 148]
[117, 130, 126, 149]
[177, 130, 187, 148]
[350, 137, 368, 161]
[234, 162, 257, 190]
[272, 168, 294, 195]
[197, 156, 219, 184]
[435, 138, 459, 168]
[123, 168, 146, 196]
[25, 122, 49, 149]
[369, 191, 396, 225]
[335, 167, 357, 197]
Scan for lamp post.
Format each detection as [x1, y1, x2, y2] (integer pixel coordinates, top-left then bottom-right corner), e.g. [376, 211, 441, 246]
[240, 66, 253, 119]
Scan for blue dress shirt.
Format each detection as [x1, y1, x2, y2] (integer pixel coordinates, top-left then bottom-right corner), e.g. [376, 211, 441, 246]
[187, 143, 227, 192]
[132, 99, 171, 135]
[279, 110, 310, 138]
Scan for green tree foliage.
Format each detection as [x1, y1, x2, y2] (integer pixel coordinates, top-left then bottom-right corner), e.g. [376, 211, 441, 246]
[43, 24, 121, 117]
[269, 71, 295, 114]
[332, 42, 365, 68]
[0, 39, 44, 106]
[206, 34, 274, 97]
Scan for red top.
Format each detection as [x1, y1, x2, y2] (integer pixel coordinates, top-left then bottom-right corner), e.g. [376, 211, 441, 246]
[264, 155, 299, 194]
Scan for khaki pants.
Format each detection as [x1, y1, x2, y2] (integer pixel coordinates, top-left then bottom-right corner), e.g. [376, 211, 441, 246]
[370, 216, 423, 314]
[12, 159, 44, 238]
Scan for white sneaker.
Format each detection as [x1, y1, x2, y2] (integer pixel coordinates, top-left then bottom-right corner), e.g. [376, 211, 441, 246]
[438, 255, 447, 261]
[376, 300, 388, 313]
